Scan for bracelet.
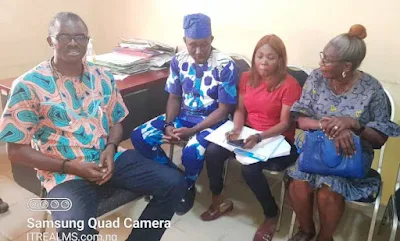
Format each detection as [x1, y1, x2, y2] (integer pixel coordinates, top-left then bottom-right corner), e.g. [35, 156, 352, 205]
[354, 126, 365, 136]
[61, 159, 69, 174]
[256, 133, 263, 143]
[163, 121, 174, 132]
[319, 119, 323, 130]
[105, 142, 118, 152]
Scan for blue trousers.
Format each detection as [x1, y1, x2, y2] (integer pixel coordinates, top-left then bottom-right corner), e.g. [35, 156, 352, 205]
[131, 115, 215, 188]
[48, 150, 186, 241]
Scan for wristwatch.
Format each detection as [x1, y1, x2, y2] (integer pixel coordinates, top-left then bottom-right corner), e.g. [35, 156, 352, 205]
[163, 121, 174, 132]
[256, 133, 263, 143]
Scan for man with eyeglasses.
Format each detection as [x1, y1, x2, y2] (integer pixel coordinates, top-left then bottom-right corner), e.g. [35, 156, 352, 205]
[0, 12, 185, 241]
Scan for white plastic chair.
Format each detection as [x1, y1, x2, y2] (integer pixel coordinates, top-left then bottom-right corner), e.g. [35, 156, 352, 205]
[262, 65, 310, 232]
[288, 87, 396, 241]
[378, 159, 400, 241]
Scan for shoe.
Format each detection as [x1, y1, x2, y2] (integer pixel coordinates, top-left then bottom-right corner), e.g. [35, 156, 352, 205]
[0, 198, 9, 214]
[253, 211, 280, 241]
[200, 199, 233, 221]
[175, 186, 196, 216]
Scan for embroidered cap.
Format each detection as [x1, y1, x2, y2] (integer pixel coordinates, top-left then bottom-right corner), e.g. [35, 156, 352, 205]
[183, 13, 212, 39]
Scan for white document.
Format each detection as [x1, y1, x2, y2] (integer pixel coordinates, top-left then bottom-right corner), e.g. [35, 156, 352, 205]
[205, 121, 291, 165]
[113, 74, 129, 81]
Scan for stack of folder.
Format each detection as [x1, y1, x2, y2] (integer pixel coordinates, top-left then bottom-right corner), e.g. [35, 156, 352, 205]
[95, 52, 150, 75]
[94, 38, 176, 76]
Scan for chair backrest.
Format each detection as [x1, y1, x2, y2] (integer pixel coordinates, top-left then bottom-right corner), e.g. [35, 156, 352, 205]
[384, 88, 395, 122]
[376, 88, 395, 174]
[228, 54, 251, 119]
[287, 65, 311, 88]
[394, 162, 400, 218]
[395, 163, 400, 193]
[229, 54, 251, 79]
[287, 65, 310, 130]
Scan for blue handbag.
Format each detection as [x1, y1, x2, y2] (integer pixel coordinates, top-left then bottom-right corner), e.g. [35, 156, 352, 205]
[295, 130, 365, 178]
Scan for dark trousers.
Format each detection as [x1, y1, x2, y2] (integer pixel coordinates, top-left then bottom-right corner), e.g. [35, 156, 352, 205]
[205, 141, 298, 218]
[48, 150, 186, 241]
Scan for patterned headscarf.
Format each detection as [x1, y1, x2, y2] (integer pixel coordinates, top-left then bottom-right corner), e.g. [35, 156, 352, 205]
[183, 13, 212, 39]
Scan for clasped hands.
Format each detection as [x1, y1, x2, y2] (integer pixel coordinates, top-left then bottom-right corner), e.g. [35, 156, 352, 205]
[70, 144, 115, 185]
[319, 116, 360, 157]
[162, 126, 196, 143]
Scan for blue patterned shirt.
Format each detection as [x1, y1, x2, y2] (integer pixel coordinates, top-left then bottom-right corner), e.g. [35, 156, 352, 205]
[165, 49, 238, 124]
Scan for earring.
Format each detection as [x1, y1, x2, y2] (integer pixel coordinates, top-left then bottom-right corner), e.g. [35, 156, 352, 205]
[342, 71, 347, 78]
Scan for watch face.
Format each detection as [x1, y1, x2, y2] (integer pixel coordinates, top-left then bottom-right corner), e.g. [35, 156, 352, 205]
[164, 122, 174, 129]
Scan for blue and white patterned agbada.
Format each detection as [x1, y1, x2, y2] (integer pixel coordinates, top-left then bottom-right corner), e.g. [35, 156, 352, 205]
[131, 49, 238, 188]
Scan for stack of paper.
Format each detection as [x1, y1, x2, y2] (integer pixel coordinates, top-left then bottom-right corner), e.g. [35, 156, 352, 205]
[205, 121, 292, 165]
[119, 38, 175, 69]
[120, 38, 176, 55]
[94, 52, 150, 75]
[93, 38, 175, 77]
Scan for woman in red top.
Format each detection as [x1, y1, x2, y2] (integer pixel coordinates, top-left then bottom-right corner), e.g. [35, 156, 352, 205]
[200, 35, 302, 241]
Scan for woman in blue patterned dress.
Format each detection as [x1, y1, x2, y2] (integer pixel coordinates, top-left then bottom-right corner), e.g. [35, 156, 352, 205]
[287, 24, 400, 241]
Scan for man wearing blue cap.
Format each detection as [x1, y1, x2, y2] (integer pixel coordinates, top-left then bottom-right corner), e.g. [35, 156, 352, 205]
[131, 13, 238, 215]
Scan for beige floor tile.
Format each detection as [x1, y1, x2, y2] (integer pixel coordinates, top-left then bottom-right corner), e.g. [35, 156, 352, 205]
[97, 214, 131, 240]
[172, 209, 247, 241]
[334, 205, 378, 241]
[374, 224, 397, 241]
[119, 139, 133, 149]
[119, 198, 184, 227]
[3, 172, 13, 181]
[118, 198, 148, 222]
[161, 226, 200, 241]
[0, 201, 45, 240]
[0, 176, 37, 207]
[13, 227, 57, 241]
[218, 222, 258, 241]
[0, 234, 8, 241]
[0, 153, 12, 180]
[284, 201, 388, 241]
[169, 210, 183, 226]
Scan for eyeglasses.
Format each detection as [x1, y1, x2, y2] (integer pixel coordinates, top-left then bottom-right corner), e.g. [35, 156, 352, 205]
[319, 52, 343, 66]
[51, 34, 90, 45]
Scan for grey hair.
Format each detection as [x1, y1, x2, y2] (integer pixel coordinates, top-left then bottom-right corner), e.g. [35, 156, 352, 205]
[48, 12, 88, 35]
[325, 33, 366, 70]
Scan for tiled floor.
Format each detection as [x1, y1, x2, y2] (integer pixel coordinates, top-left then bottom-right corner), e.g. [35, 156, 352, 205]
[0, 141, 395, 241]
